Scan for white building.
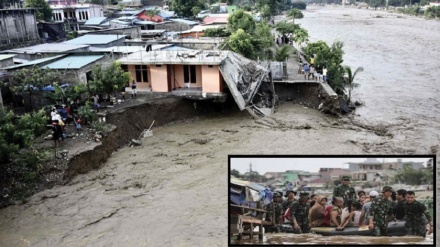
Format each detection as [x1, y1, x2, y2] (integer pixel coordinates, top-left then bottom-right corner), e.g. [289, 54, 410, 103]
[50, 3, 104, 30]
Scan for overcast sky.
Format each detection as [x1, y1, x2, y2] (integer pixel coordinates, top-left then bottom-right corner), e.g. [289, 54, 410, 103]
[230, 157, 432, 174]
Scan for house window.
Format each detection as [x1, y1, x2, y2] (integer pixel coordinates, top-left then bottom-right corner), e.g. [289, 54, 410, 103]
[135, 65, 148, 82]
[121, 64, 128, 72]
[208, 65, 213, 68]
[142, 65, 148, 82]
[184, 65, 196, 83]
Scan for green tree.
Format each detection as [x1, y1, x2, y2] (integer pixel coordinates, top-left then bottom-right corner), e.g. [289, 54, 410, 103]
[256, 0, 281, 16]
[203, 27, 231, 37]
[260, 4, 272, 20]
[0, 109, 47, 164]
[274, 21, 297, 36]
[286, 8, 304, 25]
[291, 1, 307, 10]
[392, 164, 432, 185]
[211, 5, 220, 13]
[274, 45, 294, 61]
[11, 67, 61, 112]
[87, 62, 131, 97]
[343, 65, 364, 103]
[145, 7, 160, 21]
[292, 26, 309, 52]
[172, 0, 205, 17]
[231, 169, 241, 178]
[26, 0, 53, 22]
[228, 29, 255, 59]
[228, 9, 256, 33]
[192, 6, 202, 17]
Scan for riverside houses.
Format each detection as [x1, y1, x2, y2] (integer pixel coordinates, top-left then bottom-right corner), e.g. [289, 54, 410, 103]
[118, 50, 275, 117]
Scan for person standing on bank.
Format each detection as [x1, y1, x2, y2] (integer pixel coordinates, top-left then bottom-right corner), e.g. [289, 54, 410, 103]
[333, 176, 357, 207]
[290, 192, 311, 233]
[369, 186, 394, 236]
[404, 191, 433, 237]
[131, 80, 137, 98]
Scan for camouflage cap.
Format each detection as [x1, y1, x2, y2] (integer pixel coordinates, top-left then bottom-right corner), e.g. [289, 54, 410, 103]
[284, 190, 297, 197]
[299, 192, 310, 197]
[341, 176, 350, 181]
[273, 192, 281, 198]
[381, 186, 394, 193]
[348, 187, 356, 193]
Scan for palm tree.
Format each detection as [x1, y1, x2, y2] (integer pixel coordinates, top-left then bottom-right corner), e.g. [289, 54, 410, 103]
[286, 8, 304, 25]
[343, 65, 364, 103]
[274, 45, 294, 61]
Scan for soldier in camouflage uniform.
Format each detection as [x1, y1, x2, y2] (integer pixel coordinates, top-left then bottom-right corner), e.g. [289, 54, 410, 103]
[290, 192, 311, 234]
[265, 192, 284, 232]
[333, 176, 357, 207]
[282, 190, 297, 212]
[404, 191, 433, 237]
[369, 186, 394, 236]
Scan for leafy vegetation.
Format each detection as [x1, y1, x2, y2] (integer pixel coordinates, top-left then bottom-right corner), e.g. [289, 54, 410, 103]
[274, 45, 294, 61]
[227, 9, 256, 33]
[171, 0, 206, 17]
[87, 62, 131, 97]
[391, 163, 433, 185]
[25, 0, 53, 22]
[286, 8, 304, 25]
[11, 67, 62, 111]
[203, 27, 232, 37]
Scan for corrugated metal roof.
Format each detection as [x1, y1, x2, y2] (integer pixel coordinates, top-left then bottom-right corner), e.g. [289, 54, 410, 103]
[169, 18, 199, 26]
[0, 54, 15, 61]
[43, 55, 104, 69]
[84, 17, 107, 25]
[64, 35, 125, 45]
[3, 43, 89, 54]
[3, 55, 66, 70]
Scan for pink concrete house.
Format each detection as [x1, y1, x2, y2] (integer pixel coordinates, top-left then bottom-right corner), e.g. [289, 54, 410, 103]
[118, 50, 229, 95]
[118, 49, 275, 117]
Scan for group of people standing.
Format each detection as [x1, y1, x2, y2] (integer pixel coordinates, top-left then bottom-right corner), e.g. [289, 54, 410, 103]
[50, 103, 82, 147]
[265, 176, 433, 238]
[300, 55, 327, 83]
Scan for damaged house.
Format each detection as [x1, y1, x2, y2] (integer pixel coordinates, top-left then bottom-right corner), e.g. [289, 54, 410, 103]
[117, 50, 275, 117]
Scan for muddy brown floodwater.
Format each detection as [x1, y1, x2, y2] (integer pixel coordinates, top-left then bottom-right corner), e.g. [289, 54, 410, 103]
[0, 5, 438, 247]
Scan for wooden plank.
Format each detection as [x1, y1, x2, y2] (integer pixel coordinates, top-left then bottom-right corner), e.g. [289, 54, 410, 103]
[230, 204, 267, 213]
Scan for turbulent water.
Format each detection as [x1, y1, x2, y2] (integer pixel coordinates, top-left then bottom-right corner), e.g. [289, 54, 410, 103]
[298, 5, 440, 152]
[0, 5, 439, 247]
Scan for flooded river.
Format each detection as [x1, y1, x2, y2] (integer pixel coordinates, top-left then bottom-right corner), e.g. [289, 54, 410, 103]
[0, 5, 438, 247]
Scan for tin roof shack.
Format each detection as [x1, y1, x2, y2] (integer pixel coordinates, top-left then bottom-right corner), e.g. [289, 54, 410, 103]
[42, 54, 109, 83]
[118, 50, 275, 117]
[0, 55, 15, 68]
[0, 9, 41, 49]
[1, 43, 90, 60]
[63, 34, 126, 48]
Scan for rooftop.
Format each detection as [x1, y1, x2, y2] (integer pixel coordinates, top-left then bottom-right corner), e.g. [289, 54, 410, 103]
[169, 18, 199, 26]
[84, 17, 108, 26]
[118, 50, 230, 65]
[43, 55, 104, 69]
[1, 43, 89, 54]
[3, 55, 66, 70]
[0, 54, 15, 61]
[64, 34, 125, 45]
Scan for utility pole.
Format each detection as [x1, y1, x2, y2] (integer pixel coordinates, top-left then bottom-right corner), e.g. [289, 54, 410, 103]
[249, 162, 252, 182]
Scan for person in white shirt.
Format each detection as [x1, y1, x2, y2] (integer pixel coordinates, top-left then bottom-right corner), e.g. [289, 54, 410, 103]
[338, 201, 363, 230]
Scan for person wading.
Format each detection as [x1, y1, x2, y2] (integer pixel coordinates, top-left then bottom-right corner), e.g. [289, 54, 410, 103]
[290, 192, 311, 234]
[369, 186, 394, 236]
[404, 191, 433, 237]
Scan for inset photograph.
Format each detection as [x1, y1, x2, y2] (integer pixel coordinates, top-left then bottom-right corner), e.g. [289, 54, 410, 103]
[229, 156, 435, 246]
